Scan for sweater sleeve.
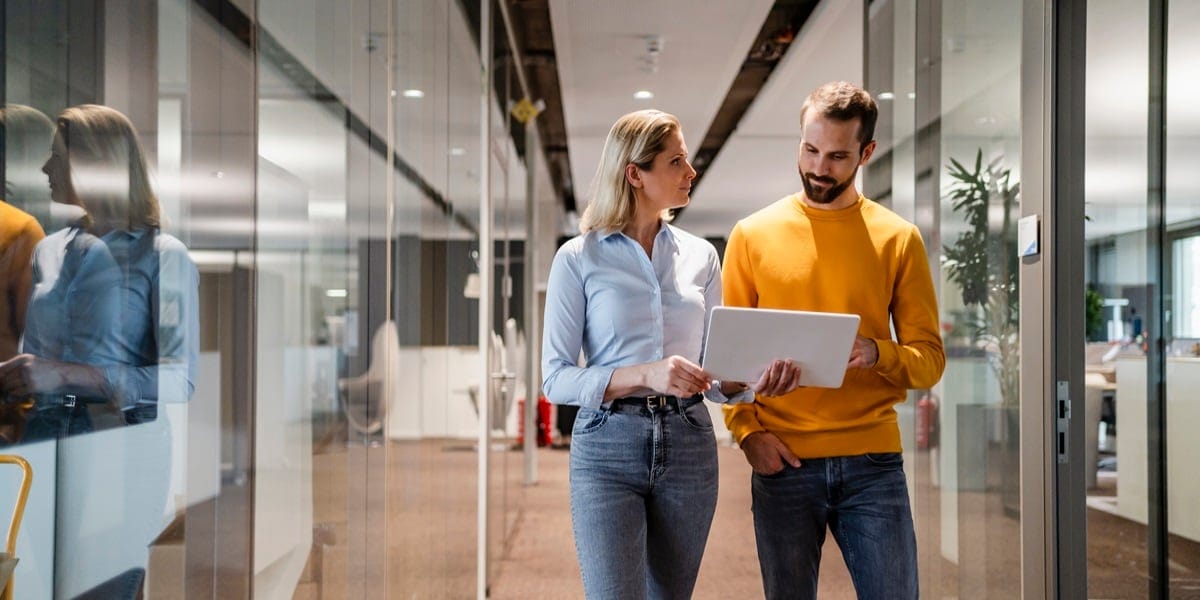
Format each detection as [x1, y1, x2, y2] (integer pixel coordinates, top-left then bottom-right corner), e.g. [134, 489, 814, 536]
[10, 219, 45, 347]
[872, 226, 946, 390]
[719, 223, 767, 442]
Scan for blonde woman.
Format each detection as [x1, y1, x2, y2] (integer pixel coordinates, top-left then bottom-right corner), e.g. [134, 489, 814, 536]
[0, 104, 198, 432]
[0, 104, 198, 595]
[541, 109, 801, 599]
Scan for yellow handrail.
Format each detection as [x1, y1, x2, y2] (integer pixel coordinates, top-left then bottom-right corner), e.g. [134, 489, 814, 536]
[0, 455, 31, 600]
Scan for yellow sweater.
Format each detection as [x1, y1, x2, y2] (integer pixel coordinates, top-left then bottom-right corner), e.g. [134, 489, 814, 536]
[722, 194, 945, 458]
[0, 201, 45, 360]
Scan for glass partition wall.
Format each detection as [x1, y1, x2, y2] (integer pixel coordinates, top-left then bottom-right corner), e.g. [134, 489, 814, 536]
[1083, 0, 1200, 596]
[873, 0, 1200, 595]
[0, 0, 538, 597]
[867, 0, 1025, 596]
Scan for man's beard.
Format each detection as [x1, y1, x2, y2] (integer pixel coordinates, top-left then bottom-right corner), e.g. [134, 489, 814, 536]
[800, 166, 857, 204]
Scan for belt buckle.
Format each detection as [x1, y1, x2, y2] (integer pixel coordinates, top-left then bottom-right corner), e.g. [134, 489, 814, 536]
[645, 395, 669, 410]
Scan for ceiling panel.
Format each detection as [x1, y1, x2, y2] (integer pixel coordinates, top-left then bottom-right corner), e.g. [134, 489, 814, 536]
[683, 0, 863, 237]
[549, 0, 774, 215]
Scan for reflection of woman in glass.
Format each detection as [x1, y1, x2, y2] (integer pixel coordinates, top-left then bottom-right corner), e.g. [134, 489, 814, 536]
[0, 104, 198, 593]
[0, 104, 198, 430]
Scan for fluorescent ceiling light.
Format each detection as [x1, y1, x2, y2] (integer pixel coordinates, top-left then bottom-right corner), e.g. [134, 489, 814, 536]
[402, 89, 425, 99]
[877, 92, 895, 100]
[326, 289, 348, 298]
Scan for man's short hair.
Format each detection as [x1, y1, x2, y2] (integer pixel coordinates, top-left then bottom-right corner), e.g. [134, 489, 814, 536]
[800, 81, 878, 151]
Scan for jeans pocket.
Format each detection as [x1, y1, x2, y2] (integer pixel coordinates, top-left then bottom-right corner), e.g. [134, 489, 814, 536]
[572, 407, 609, 435]
[678, 401, 714, 432]
[753, 464, 792, 479]
[864, 452, 903, 467]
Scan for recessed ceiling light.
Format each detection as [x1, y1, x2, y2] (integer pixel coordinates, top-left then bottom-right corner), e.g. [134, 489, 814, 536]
[402, 89, 425, 99]
[449, 147, 466, 156]
[877, 91, 895, 100]
[634, 90, 654, 100]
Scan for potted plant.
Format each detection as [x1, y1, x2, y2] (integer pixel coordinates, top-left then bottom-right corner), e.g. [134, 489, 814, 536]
[941, 149, 1021, 515]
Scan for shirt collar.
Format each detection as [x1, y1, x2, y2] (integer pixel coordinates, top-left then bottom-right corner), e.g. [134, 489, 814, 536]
[600, 221, 678, 249]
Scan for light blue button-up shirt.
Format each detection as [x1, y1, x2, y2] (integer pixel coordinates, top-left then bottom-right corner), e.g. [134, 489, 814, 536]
[541, 223, 753, 409]
[22, 226, 199, 418]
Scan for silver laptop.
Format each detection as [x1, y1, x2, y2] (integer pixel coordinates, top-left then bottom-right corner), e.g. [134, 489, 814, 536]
[701, 306, 861, 389]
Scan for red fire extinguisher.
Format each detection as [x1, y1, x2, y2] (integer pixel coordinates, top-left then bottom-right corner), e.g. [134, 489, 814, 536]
[916, 392, 939, 450]
[518, 395, 553, 447]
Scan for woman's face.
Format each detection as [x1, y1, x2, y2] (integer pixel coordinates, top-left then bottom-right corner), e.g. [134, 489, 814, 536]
[41, 132, 76, 206]
[631, 129, 697, 213]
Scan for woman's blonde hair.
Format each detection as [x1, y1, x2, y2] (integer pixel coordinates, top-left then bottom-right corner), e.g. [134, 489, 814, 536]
[57, 104, 160, 230]
[580, 109, 680, 233]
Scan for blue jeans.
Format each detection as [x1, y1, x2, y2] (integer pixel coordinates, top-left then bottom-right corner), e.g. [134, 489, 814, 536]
[569, 399, 718, 599]
[751, 453, 918, 600]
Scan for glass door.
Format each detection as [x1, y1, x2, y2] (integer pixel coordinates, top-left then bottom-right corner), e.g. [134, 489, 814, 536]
[1081, 0, 1200, 596]
[866, 0, 1033, 595]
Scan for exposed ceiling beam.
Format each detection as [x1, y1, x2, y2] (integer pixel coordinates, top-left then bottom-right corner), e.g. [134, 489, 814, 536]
[459, 0, 575, 212]
[688, 0, 821, 198]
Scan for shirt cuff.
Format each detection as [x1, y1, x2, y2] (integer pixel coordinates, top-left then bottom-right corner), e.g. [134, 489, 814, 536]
[705, 380, 755, 404]
[582, 366, 616, 409]
[874, 338, 901, 376]
[102, 366, 141, 411]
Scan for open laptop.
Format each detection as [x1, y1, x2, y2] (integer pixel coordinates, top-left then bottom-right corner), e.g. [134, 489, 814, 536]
[701, 306, 861, 389]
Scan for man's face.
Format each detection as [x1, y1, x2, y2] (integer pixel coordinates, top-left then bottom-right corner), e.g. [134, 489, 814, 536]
[797, 114, 875, 204]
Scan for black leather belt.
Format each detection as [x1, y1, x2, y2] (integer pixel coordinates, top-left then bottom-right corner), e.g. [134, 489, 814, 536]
[609, 394, 702, 413]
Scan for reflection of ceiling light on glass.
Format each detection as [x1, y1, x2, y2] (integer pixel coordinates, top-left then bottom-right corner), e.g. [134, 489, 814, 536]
[449, 147, 466, 156]
[402, 89, 425, 98]
[907, 92, 916, 100]
[326, 289, 348, 298]
[976, 116, 997, 125]
[878, 92, 895, 100]
[634, 90, 654, 100]
[390, 89, 398, 97]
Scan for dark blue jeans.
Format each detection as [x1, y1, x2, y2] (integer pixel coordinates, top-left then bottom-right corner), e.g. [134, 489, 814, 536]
[569, 399, 718, 599]
[751, 453, 917, 600]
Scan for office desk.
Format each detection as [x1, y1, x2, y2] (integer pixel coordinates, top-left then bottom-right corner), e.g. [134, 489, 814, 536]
[1115, 356, 1200, 543]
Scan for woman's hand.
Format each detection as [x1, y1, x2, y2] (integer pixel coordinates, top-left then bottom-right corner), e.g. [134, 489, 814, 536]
[749, 358, 803, 397]
[0, 354, 67, 397]
[642, 355, 712, 398]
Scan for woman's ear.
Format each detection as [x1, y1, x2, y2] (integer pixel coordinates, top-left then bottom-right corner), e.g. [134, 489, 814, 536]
[625, 163, 643, 189]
